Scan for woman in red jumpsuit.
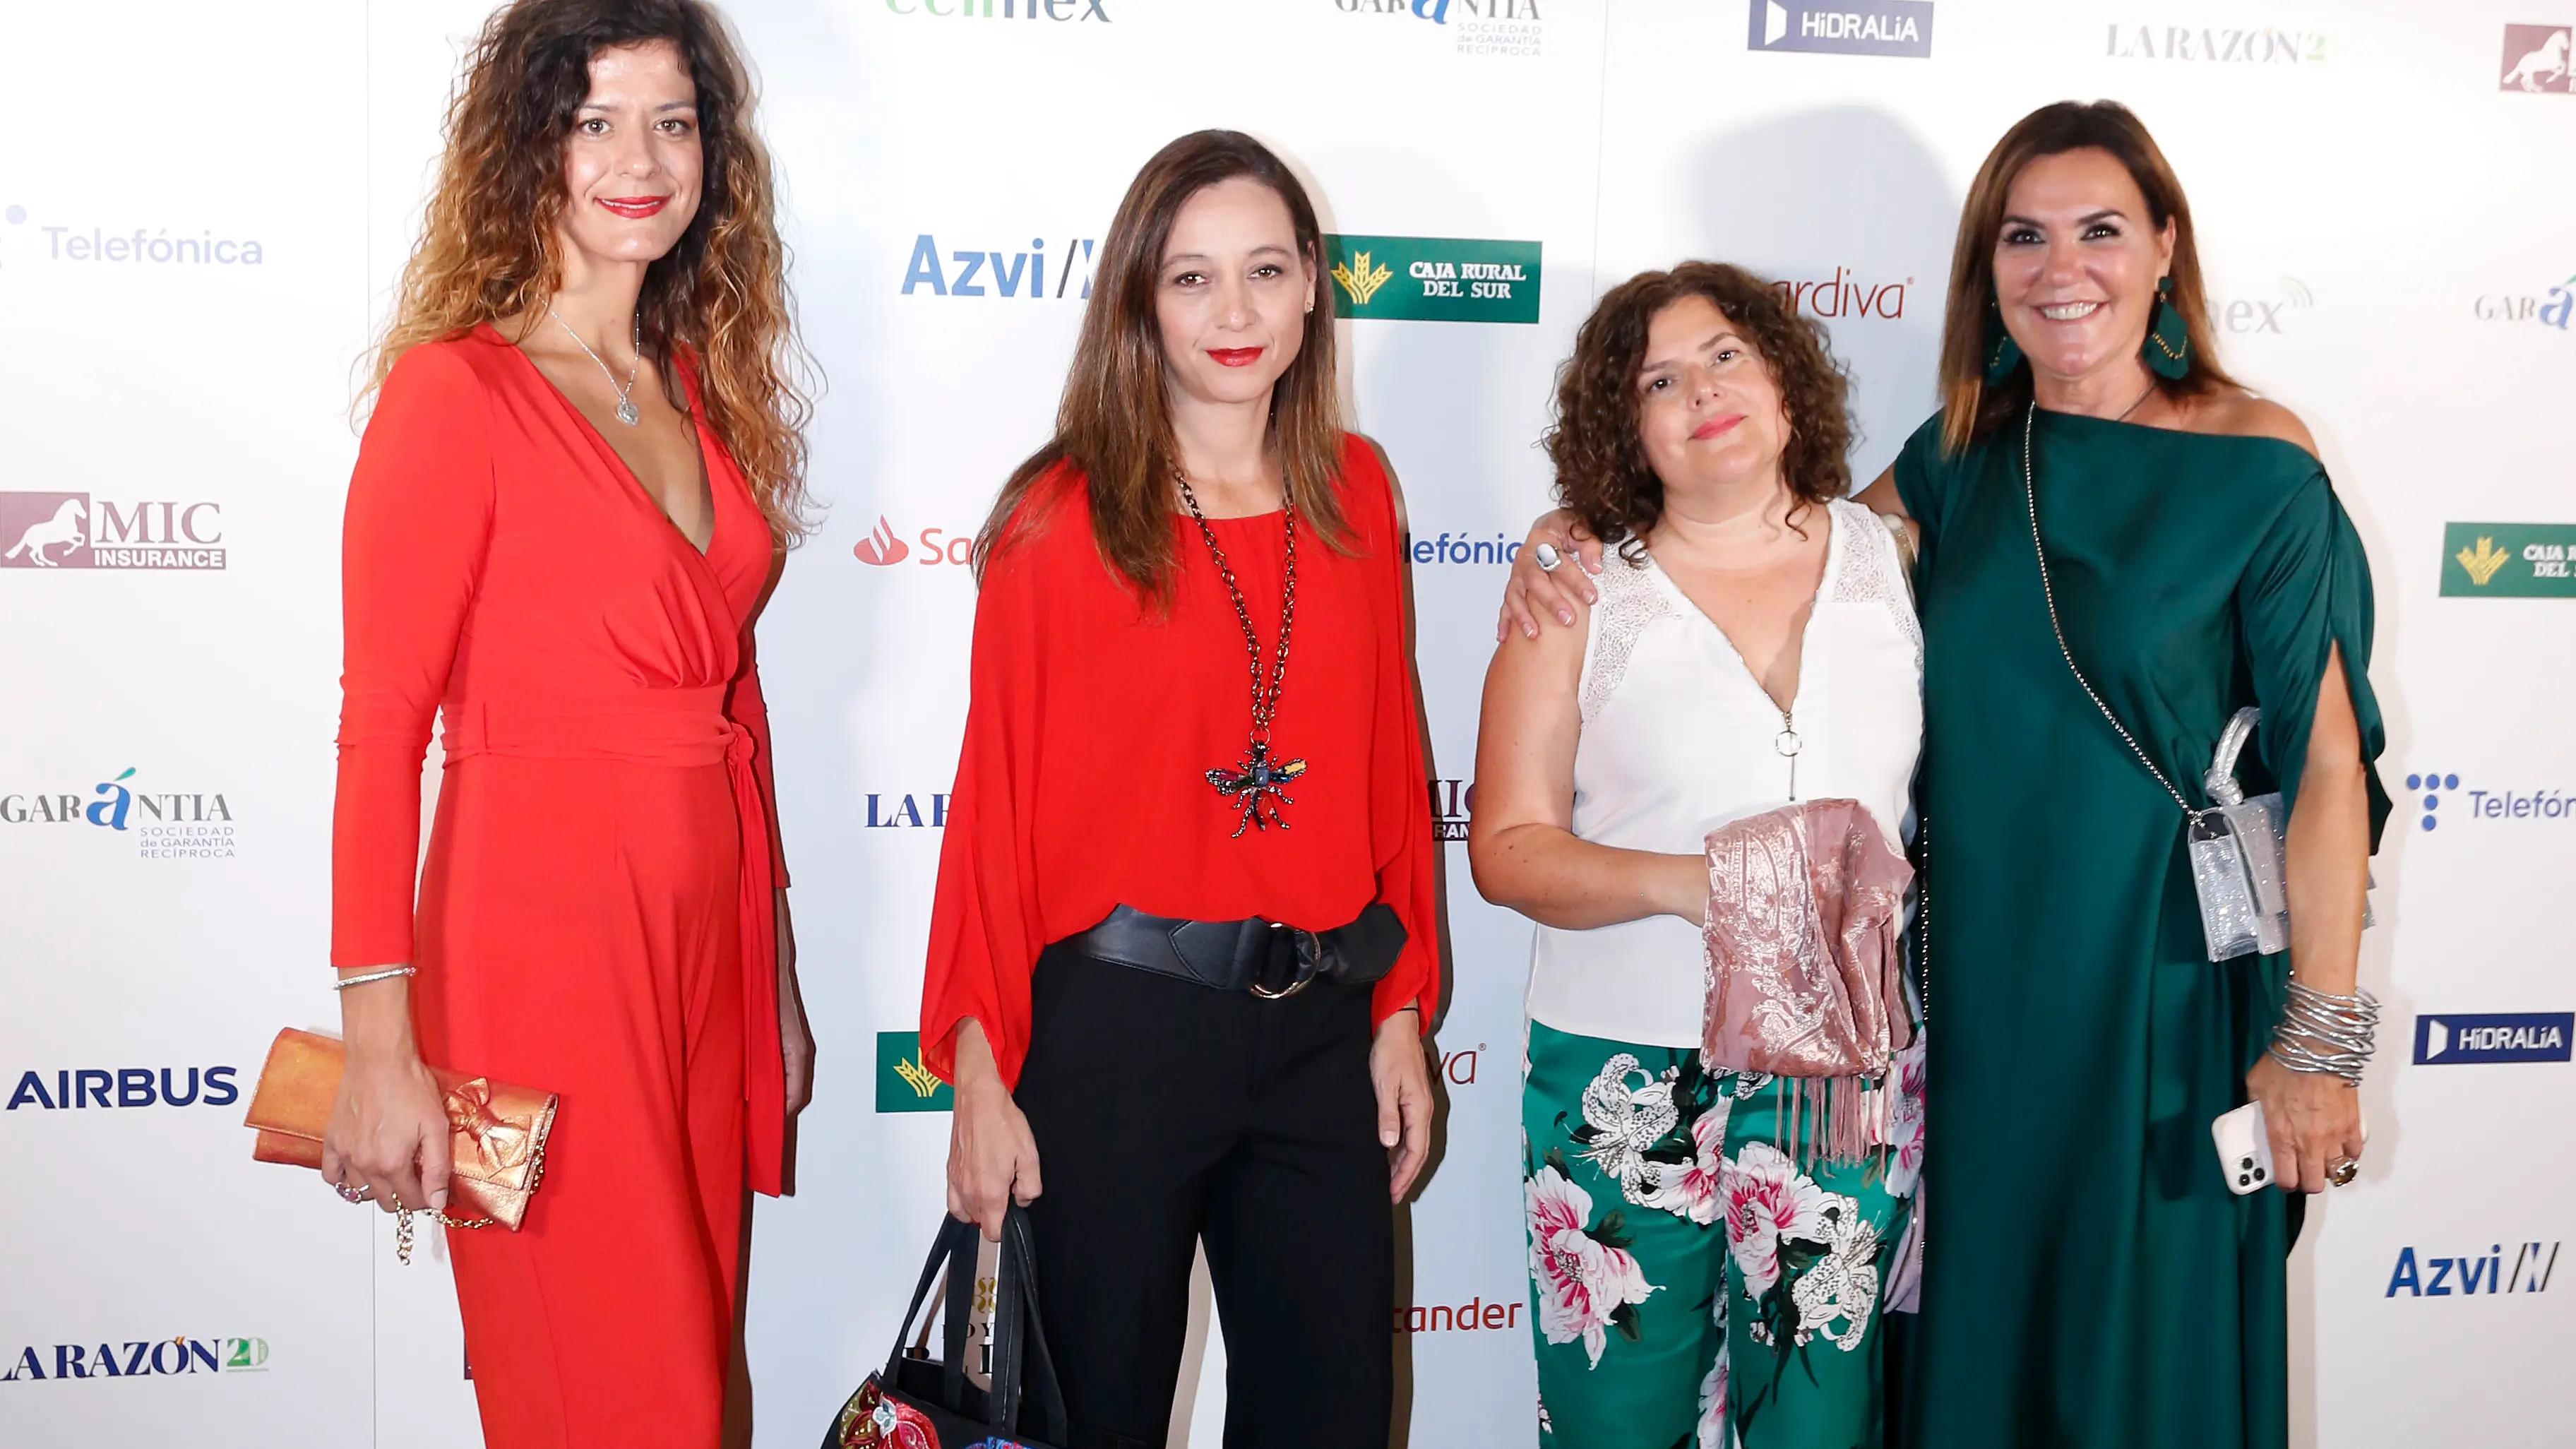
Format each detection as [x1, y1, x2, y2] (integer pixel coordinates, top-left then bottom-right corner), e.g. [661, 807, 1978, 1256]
[320, 5, 812, 1446]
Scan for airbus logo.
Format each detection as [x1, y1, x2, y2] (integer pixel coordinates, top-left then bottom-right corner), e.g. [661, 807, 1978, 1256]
[2413, 1012, 2572, 1066]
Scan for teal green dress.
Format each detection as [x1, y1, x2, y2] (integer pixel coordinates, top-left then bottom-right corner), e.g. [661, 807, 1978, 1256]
[1892, 409, 2390, 1449]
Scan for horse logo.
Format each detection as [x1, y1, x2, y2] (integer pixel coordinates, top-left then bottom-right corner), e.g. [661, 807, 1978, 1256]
[2500, 25, 2572, 93]
[1, 496, 88, 568]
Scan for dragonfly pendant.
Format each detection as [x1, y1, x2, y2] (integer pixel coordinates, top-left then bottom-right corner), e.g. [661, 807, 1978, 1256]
[1206, 742, 1308, 837]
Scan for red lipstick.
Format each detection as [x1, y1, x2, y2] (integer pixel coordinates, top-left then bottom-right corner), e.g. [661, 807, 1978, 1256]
[1208, 347, 1264, 368]
[598, 195, 670, 220]
[1691, 415, 1744, 441]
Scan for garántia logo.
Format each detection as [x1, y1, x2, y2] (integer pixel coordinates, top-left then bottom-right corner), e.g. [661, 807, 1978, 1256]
[2413, 1012, 2572, 1066]
[2385, 1241, 2558, 1298]
[1748, 1, 1933, 59]
[2106, 23, 2327, 65]
[1, 768, 237, 859]
[1325, 234, 1542, 324]
[2500, 25, 2572, 93]
[2470, 274, 2574, 330]
[0, 493, 225, 570]
[1332, 0, 1544, 60]
[2440, 522, 2576, 598]
[900, 234, 1097, 299]
[4, 1337, 269, 1381]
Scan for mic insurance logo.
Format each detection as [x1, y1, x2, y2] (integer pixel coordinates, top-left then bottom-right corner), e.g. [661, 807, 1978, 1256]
[2412, 1012, 2572, 1066]
[0, 493, 226, 570]
[2499, 25, 2572, 93]
[1747, 1, 1933, 59]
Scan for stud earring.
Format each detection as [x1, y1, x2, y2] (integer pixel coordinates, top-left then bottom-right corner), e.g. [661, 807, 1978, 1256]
[2143, 275, 2191, 380]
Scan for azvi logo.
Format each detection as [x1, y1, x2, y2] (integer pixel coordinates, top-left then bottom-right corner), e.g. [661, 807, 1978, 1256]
[1748, 1, 1933, 59]
[902, 234, 1097, 299]
[0, 493, 225, 570]
[2413, 1012, 2572, 1066]
[2385, 1241, 2558, 1297]
[2500, 25, 2572, 93]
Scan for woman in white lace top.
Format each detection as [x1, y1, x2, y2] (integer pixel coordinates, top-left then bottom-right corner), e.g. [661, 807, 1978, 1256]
[1469, 262, 1923, 1449]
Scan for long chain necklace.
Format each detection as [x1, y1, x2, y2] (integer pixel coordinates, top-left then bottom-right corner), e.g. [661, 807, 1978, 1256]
[1177, 475, 1306, 837]
[547, 307, 643, 427]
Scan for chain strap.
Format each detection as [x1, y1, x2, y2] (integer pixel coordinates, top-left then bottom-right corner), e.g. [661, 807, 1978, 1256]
[386, 1190, 500, 1266]
[1174, 476, 1297, 751]
[2020, 403, 2199, 821]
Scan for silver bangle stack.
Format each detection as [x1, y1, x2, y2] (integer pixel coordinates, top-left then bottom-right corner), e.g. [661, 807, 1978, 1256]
[2267, 979, 2379, 1086]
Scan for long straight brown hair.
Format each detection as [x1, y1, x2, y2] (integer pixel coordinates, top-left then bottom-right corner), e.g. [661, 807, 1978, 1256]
[1936, 100, 2238, 453]
[972, 129, 1350, 602]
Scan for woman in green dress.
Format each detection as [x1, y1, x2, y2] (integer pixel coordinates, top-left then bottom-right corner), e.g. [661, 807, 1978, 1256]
[1500, 102, 2392, 1449]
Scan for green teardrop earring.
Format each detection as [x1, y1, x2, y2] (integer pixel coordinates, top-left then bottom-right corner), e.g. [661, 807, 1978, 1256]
[2143, 275, 2191, 381]
[1983, 300, 2024, 386]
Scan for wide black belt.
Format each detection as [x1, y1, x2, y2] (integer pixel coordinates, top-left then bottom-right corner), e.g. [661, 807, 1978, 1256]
[1061, 901, 1407, 999]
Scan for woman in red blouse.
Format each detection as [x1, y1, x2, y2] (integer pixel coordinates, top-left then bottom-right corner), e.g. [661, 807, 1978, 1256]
[323, 4, 811, 1445]
[924, 130, 1441, 1448]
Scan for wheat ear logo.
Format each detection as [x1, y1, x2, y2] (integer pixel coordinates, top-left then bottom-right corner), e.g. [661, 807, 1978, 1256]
[2457, 536, 2512, 586]
[893, 1054, 941, 1098]
[1333, 251, 1393, 306]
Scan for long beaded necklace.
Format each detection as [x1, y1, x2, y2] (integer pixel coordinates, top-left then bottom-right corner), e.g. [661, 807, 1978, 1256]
[1176, 475, 1306, 837]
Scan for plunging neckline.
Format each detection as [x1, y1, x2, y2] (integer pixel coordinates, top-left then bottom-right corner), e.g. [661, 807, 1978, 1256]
[1640, 500, 1845, 722]
[489, 323, 720, 559]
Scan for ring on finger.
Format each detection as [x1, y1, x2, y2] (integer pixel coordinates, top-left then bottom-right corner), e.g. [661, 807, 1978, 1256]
[2328, 1157, 2359, 1188]
[335, 1181, 369, 1203]
[1533, 542, 1563, 573]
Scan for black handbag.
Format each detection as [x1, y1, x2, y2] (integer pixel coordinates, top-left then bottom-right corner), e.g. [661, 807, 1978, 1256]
[821, 1208, 1070, 1449]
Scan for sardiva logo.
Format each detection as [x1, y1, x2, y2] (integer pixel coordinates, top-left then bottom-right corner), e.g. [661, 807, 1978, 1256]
[1773, 266, 1911, 321]
[3, 1336, 269, 1381]
[876, 1031, 955, 1113]
[1325, 234, 1542, 324]
[1, 768, 238, 859]
[2106, 23, 2328, 65]
[1748, 1, 1933, 59]
[2500, 24, 2572, 94]
[901, 234, 1098, 300]
[2385, 1241, 2559, 1298]
[2439, 522, 2576, 597]
[2413, 1012, 2572, 1066]
[0, 493, 225, 570]
[884, 0, 1111, 20]
[6, 1066, 241, 1111]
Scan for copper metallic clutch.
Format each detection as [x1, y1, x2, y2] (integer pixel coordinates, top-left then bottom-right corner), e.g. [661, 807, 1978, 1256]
[243, 1027, 558, 1232]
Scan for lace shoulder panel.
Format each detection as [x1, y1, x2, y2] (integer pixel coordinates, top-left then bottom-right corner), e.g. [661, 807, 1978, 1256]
[1825, 499, 1923, 671]
[1579, 553, 1678, 724]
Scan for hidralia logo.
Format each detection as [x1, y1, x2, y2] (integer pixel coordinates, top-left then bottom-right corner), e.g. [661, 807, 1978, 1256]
[4, 1337, 269, 1381]
[2413, 1012, 2572, 1066]
[2106, 23, 2327, 65]
[901, 234, 1098, 300]
[884, 0, 1110, 21]
[1332, 0, 1545, 61]
[1772, 267, 1910, 322]
[2440, 523, 2576, 598]
[876, 1031, 953, 1113]
[2207, 278, 2312, 335]
[2385, 1241, 2558, 1298]
[853, 517, 977, 568]
[1, 768, 237, 859]
[6, 1066, 241, 1111]
[1748, 1, 1933, 59]
[0, 493, 226, 570]
[865, 791, 949, 828]
[2500, 25, 2572, 94]
[2470, 274, 2573, 330]
[1325, 234, 1542, 324]
[1430, 777, 1476, 842]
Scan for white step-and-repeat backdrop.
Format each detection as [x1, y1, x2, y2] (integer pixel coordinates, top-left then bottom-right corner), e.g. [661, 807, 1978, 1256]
[4, 1, 2570, 1445]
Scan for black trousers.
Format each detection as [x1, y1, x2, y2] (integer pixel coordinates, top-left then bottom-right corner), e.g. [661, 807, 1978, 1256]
[1013, 943, 1394, 1449]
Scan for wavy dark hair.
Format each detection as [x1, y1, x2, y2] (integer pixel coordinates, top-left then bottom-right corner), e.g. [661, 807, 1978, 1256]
[1545, 261, 1852, 556]
[363, 0, 813, 539]
[1937, 100, 2238, 453]
[972, 129, 1350, 602]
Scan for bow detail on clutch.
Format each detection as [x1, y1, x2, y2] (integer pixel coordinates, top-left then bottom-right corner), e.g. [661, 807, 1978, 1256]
[446, 1078, 537, 1176]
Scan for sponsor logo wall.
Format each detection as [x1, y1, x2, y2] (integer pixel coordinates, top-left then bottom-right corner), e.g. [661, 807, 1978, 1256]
[7, 3, 2572, 1448]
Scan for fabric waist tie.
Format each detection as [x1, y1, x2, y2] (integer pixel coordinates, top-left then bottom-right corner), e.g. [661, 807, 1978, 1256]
[441, 689, 787, 1195]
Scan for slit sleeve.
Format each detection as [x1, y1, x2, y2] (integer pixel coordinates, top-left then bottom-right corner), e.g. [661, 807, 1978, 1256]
[2235, 470, 2392, 852]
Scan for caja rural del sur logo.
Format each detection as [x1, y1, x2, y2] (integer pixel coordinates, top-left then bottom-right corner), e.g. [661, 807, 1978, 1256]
[4, 1336, 270, 1381]
[1327, 234, 1542, 325]
[2440, 522, 2576, 598]
[1748, 1, 1933, 59]
[0, 493, 225, 570]
[876, 1032, 955, 1113]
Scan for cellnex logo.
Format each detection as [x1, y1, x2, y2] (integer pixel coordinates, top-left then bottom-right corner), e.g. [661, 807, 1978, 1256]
[1430, 777, 1475, 843]
[876, 1032, 954, 1113]
[900, 234, 1098, 300]
[2385, 1241, 2559, 1298]
[1773, 267, 1910, 321]
[2500, 25, 2572, 94]
[1, 493, 226, 570]
[1325, 234, 1542, 324]
[7, 1066, 242, 1111]
[884, 0, 1110, 20]
[4, 1337, 269, 1381]
[2412, 1012, 2572, 1066]
[1393, 1292, 1523, 1335]
[1332, 1, 1545, 60]
[2440, 523, 2576, 598]
[1748, 1, 1933, 59]
[2470, 274, 2574, 330]
[866, 790, 949, 828]
[2, 769, 237, 859]
[2207, 278, 2312, 335]
[853, 517, 977, 568]
[2106, 24, 2328, 65]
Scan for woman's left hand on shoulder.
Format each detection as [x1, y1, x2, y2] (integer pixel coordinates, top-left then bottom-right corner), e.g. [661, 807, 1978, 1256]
[2246, 1051, 2362, 1193]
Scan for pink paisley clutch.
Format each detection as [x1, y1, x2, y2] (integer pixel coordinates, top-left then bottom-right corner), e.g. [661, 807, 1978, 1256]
[1701, 799, 1914, 1161]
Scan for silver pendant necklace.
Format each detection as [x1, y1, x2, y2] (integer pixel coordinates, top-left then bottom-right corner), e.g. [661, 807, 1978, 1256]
[548, 307, 643, 427]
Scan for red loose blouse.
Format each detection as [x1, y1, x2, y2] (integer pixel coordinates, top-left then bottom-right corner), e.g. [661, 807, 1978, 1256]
[921, 434, 1440, 1087]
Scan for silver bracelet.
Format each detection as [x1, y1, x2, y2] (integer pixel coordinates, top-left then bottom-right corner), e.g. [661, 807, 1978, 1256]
[333, 965, 417, 991]
[2267, 979, 2378, 1086]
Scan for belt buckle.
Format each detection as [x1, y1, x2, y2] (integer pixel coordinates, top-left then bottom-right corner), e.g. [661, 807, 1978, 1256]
[1248, 922, 1319, 1000]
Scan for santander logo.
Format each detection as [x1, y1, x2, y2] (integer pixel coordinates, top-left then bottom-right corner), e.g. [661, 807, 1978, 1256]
[854, 517, 911, 566]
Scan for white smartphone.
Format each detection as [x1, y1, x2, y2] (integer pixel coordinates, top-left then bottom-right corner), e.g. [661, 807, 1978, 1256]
[2211, 1101, 2274, 1195]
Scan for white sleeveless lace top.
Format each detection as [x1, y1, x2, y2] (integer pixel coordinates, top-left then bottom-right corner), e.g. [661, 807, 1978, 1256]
[1525, 498, 1924, 1048]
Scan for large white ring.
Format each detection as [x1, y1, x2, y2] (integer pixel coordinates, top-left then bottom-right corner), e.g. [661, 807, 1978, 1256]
[1533, 542, 1563, 573]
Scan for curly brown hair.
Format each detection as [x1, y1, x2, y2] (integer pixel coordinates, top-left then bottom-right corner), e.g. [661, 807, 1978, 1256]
[1544, 261, 1852, 555]
[362, 0, 813, 541]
